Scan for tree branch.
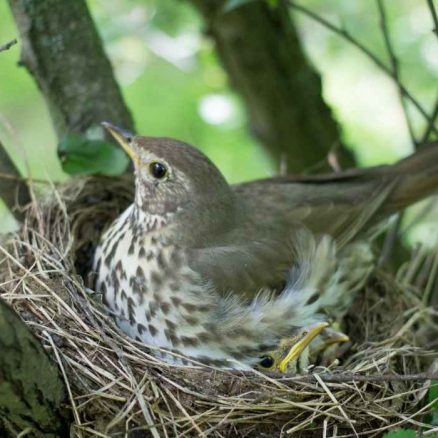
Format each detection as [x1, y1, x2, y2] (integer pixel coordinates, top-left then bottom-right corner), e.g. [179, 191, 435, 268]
[289, 1, 438, 138]
[422, 1, 438, 142]
[188, 0, 355, 173]
[0, 140, 30, 221]
[7, 0, 134, 140]
[0, 39, 17, 53]
[422, 94, 438, 142]
[377, 0, 417, 147]
[0, 299, 69, 437]
[427, 0, 438, 38]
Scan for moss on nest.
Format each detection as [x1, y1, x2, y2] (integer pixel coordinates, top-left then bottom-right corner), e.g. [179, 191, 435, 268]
[0, 177, 437, 437]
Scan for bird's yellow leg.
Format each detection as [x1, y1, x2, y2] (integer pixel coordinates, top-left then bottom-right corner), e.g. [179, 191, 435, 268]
[277, 322, 329, 373]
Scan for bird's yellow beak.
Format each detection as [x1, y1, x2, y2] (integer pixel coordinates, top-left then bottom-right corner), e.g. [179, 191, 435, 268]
[278, 322, 329, 373]
[323, 331, 350, 347]
[102, 121, 138, 164]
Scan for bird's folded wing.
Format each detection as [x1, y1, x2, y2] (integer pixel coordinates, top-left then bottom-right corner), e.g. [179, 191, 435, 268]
[187, 238, 293, 296]
[188, 177, 394, 296]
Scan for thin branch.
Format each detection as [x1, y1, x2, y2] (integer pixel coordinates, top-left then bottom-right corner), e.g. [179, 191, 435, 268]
[422, 0, 438, 142]
[377, 0, 417, 147]
[427, 0, 438, 38]
[422, 94, 438, 142]
[289, 1, 438, 137]
[0, 38, 17, 53]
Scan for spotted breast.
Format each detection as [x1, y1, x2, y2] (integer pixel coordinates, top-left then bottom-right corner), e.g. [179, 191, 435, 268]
[93, 204, 236, 366]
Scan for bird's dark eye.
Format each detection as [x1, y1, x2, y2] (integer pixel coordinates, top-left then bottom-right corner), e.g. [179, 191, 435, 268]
[259, 356, 274, 369]
[149, 162, 168, 179]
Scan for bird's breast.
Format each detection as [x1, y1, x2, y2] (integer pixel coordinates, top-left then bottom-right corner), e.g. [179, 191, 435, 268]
[93, 205, 229, 365]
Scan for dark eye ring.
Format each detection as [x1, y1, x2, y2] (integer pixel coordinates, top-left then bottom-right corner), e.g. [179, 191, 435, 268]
[149, 162, 168, 179]
[259, 355, 274, 369]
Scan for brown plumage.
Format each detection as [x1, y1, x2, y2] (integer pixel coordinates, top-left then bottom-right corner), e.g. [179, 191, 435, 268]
[94, 122, 438, 369]
[134, 136, 438, 296]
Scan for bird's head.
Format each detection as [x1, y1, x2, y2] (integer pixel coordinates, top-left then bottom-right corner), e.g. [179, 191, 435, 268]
[256, 322, 329, 373]
[102, 122, 236, 243]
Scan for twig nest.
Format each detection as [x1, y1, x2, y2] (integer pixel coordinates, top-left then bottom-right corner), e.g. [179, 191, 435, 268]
[0, 177, 436, 437]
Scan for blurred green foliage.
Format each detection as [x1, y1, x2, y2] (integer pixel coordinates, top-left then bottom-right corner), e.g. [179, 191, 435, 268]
[58, 132, 130, 176]
[1, 0, 437, 234]
[383, 431, 417, 438]
[426, 380, 438, 427]
[430, 380, 438, 410]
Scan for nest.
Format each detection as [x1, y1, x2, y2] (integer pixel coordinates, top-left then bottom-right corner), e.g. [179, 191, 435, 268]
[0, 177, 437, 437]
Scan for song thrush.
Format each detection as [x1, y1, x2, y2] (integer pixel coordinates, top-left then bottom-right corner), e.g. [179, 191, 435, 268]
[94, 122, 438, 371]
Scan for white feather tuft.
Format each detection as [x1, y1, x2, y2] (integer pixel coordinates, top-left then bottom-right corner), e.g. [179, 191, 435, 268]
[195, 229, 374, 365]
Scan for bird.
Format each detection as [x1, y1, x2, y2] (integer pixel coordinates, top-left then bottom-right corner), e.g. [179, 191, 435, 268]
[93, 122, 438, 371]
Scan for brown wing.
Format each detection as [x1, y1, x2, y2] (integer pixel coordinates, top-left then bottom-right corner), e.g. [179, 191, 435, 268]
[188, 174, 395, 296]
[234, 173, 397, 245]
[189, 142, 438, 296]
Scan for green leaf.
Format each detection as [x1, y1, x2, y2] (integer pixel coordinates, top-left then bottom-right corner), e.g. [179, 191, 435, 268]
[222, 0, 259, 13]
[425, 381, 438, 426]
[383, 430, 417, 438]
[58, 132, 129, 176]
[429, 380, 438, 411]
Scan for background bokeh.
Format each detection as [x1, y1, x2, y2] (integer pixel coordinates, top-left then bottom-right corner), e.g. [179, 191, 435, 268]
[1, 0, 437, 240]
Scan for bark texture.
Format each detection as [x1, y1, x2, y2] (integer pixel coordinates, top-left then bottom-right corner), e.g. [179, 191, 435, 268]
[0, 140, 30, 221]
[0, 300, 68, 437]
[7, 0, 134, 139]
[189, 0, 355, 172]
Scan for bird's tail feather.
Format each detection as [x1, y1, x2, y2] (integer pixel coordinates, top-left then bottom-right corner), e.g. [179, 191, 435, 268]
[376, 141, 438, 213]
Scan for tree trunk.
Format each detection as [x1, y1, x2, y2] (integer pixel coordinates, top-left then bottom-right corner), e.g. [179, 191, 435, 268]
[7, 0, 134, 140]
[188, 0, 355, 173]
[0, 140, 30, 221]
[0, 300, 69, 437]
